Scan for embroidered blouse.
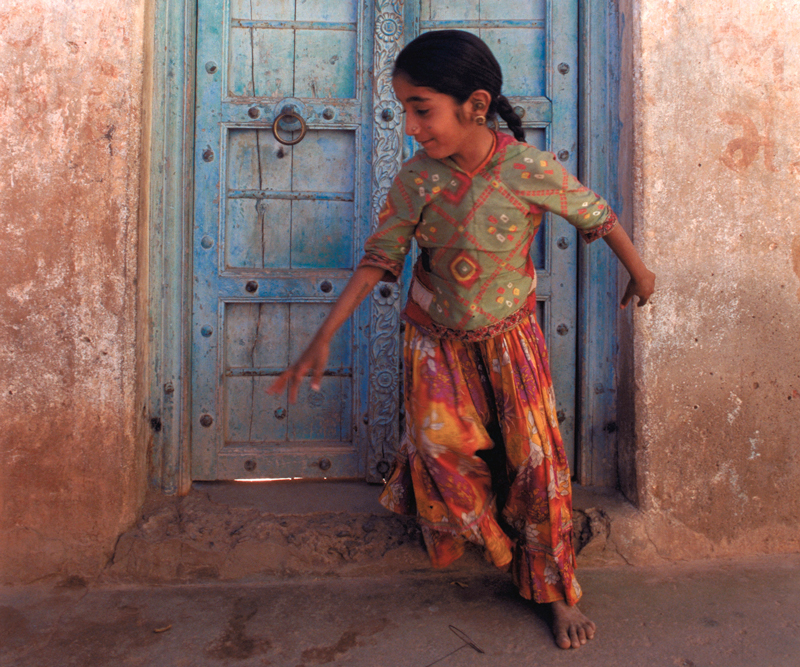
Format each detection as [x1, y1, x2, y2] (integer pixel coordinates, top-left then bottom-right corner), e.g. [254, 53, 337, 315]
[358, 132, 618, 340]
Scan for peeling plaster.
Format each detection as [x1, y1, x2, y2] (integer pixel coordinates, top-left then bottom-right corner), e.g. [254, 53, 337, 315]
[748, 432, 762, 460]
[726, 393, 742, 425]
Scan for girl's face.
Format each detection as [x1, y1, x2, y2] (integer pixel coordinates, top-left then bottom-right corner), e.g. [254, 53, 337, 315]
[393, 74, 488, 167]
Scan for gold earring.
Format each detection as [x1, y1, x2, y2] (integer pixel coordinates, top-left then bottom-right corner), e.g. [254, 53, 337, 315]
[475, 115, 486, 126]
[475, 101, 485, 111]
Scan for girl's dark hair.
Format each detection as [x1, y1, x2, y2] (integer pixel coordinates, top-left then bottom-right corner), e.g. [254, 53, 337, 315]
[393, 30, 526, 142]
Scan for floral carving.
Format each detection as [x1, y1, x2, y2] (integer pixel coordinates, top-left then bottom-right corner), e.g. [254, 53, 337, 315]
[374, 99, 403, 130]
[376, 12, 402, 41]
[367, 0, 405, 482]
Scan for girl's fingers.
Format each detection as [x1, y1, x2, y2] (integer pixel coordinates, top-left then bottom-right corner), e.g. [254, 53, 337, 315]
[287, 370, 304, 405]
[267, 344, 330, 401]
[289, 360, 314, 404]
[621, 277, 655, 309]
[269, 364, 309, 404]
[287, 379, 297, 404]
[620, 279, 636, 309]
[311, 366, 323, 392]
[267, 371, 289, 395]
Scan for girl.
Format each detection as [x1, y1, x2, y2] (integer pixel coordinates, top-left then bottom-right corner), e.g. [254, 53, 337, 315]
[269, 30, 655, 650]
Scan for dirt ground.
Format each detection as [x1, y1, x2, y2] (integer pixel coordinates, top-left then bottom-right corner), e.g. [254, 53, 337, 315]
[5, 482, 799, 666]
[3, 555, 800, 666]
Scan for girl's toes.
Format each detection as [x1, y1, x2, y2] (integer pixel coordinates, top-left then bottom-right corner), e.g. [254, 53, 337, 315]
[555, 627, 572, 649]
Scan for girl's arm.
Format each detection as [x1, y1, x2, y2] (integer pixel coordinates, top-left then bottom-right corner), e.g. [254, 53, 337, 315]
[267, 265, 386, 403]
[601, 224, 656, 309]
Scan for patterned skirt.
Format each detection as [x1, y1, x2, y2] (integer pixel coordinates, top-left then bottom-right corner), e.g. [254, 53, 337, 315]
[379, 312, 582, 606]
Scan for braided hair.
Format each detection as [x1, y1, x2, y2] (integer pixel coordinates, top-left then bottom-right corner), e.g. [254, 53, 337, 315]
[393, 30, 526, 142]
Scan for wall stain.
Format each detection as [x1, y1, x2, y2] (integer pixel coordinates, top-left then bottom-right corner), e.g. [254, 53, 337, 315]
[719, 111, 776, 172]
[715, 22, 792, 174]
[103, 124, 116, 156]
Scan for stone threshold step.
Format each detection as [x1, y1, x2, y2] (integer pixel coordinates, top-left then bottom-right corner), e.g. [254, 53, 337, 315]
[102, 481, 636, 584]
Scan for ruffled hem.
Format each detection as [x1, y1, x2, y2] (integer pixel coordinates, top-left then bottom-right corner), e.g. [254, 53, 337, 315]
[512, 533, 581, 605]
[379, 443, 513, 570]
[416, 500, 514, 571]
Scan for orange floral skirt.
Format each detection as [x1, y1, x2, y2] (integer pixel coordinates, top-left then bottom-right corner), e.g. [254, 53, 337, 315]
[379, 312, 582, 605]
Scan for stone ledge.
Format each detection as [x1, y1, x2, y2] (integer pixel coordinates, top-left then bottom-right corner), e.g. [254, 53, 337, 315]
[102, 482, 799, 584]
[102, 483, 620, 583]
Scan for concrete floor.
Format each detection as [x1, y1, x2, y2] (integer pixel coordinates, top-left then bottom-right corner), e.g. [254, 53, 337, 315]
[3, 554, 800, 667]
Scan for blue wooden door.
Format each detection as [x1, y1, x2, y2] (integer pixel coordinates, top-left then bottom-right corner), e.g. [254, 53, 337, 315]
[191, 0, 376, 480]
[191, 0, 580, 481]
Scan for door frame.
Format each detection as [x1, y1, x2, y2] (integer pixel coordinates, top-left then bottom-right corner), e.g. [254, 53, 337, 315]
[144, 0, 623, 494]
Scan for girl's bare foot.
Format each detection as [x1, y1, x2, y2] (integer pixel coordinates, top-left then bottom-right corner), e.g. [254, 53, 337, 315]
[551, 600, 596, 649]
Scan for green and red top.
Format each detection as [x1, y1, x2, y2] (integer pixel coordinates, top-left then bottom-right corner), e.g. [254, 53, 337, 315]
[360, 132, 617, 340]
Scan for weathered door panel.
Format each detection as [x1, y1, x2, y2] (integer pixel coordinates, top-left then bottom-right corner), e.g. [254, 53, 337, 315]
[192, 0, 371, 480]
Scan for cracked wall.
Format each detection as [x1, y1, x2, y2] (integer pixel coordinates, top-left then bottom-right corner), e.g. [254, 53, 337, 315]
[0, 0, 147, 582]
[627, 0, 800, 554]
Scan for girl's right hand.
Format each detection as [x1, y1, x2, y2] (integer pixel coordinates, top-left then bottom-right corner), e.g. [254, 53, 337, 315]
[267, 338, 330, 404]
[266, 265, 385, 404]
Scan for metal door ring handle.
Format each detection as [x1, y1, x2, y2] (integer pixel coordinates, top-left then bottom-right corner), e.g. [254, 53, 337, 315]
[272, 111, 307, 146]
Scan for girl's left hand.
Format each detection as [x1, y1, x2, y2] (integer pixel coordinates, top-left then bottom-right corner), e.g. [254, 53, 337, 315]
[620, 269, 656, 309]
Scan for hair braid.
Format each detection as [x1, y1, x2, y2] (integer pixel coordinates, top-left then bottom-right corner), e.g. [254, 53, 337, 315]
[494, 95, 525, 142]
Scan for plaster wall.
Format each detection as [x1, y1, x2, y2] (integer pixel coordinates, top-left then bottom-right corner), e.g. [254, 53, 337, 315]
[627, 0, 800, 556]
[0, 0, 148, 582]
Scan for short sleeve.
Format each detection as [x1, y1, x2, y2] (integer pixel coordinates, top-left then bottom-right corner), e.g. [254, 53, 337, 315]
[358, 170, 424, 281]
[512, 149, 618, 244]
